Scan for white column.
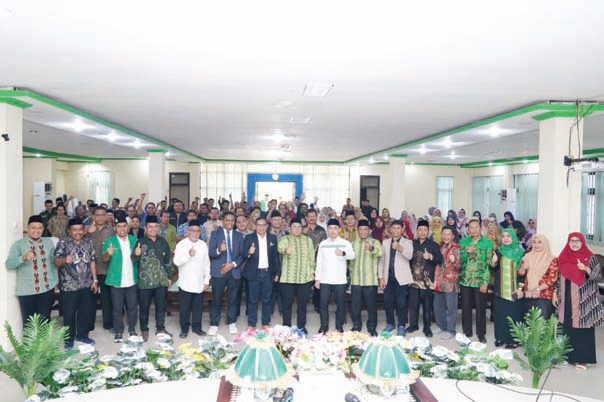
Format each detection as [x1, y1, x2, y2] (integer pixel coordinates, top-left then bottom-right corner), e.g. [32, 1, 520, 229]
[0, 104, 24, 346]
[388, 157, 406, 215]
[148, 151, 166, 203]
[537, 117, 583, 254]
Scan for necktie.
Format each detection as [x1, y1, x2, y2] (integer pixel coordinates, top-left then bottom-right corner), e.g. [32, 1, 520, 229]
[227, 231, 232, 262]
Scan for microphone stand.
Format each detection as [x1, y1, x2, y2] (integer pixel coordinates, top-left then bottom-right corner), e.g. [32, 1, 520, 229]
[536, 359, 558, 401]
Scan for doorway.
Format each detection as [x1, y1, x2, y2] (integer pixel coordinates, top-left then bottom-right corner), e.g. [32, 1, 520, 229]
[360, 175, 380, 210]
[169, 172, 190, 206]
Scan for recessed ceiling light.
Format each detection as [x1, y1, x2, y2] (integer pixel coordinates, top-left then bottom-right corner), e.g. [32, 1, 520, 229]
[449, 151, 457, 160]
[132, 140, 143, 149]
[369, 158, 375, 164]
[489, 162, 494, 166]
[419, 146, 427, 155]
[107, 131, 118, 142]
[35, 153, 41, 158]
[67, 119, 94, 133]
[289, 116, 312, 124]
[439, 138, 453, 148]
[303, 82, 334, 97]
[273, 129, 285, 142]
[489, 127, 504, 138]
[383, 155, 389, 160]
[166, 151, 171, 157]
[523, 159, 529, 164]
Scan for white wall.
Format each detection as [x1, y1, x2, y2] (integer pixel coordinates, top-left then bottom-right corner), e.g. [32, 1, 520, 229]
[22, 158, 55, 221]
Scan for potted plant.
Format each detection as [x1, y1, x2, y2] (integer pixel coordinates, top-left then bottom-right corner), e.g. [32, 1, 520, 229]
[507, 307, 571, 389]
[0, 314, 75, 398]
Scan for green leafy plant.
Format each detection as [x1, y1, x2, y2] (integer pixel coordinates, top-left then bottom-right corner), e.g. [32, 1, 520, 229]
[0, 314, 75, 397]
[508, 307, 572, 389]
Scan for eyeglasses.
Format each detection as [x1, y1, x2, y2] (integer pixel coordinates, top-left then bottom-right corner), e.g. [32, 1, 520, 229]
[569, 239, 582, 243]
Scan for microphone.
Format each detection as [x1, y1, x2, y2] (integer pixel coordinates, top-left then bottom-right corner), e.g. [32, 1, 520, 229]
[536, 358, 558, 401]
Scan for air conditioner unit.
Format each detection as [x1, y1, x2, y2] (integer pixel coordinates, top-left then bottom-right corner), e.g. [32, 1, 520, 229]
[499, 188, 516, 215]
[33, 182, 52, 214]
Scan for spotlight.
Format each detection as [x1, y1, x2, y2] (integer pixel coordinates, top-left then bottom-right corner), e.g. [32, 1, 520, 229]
[1, 133, 9, 141]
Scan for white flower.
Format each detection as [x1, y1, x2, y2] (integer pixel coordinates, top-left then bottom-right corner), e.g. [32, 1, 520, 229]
[135, 362, 155, 371]
[446, 351, 461, 362]
[127, 335, 144, 344]
[58, 385, 80, 396]
[216, 334, 228, 346]
[181, 372, 200, 381]
[430, 364, 448, 378]
[158, 343, 174, 353]
[431, 345, 449, 358]
[119, 344, 140, 354]
[509, 373, 523, 385]
[157, 357, 171, 368]
[101, 366, 119, 379]
[99, 354, 116, 363]
[418, 351, 433, 361]
[409, 336, 430, 350]
[25, 395, 41, 402]
[468, 341, 487, 353]
[475, 362, 496, 377]
[78, 344, 96, 355]
[398, 338, 411, 350]
[52, 368, 71, 384]
[455, 333, 471, 346]
[488, 349, 513, 360]
[89, 378, 107, 391]
[156, 333, 172, 343]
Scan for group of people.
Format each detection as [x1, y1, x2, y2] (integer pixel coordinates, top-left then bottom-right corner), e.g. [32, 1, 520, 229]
[5, 194, 603, 370]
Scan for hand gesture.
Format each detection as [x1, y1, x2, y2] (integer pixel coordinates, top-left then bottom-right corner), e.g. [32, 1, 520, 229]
[220, 262, 233, 274]
[219, 240, 227, 252]
[189, 246, 196, 256]
[134, 243, 142, 256]
[392, 241, 400, 251]
[107, 244, 115, 256]
[91, 281, 99, 294]
[466, 245, 475, 254]
[422, 249, 432, 260]
[577, 259, 588, 272]
[141, 192, 147, 198]
[491, 253, 498, 265]
[335, 248, 344, 256]
[249, 242, 256, 255]
[286, 244, 293, 256]
[88, 225, 97, 233]
[66, 251, 74, 264]
[364, 240, 372, 251]
[448, 253, 456, 263]
[479, 283, 488, 294]
[23, 249, 35, 261]
[273, 275, 279, 283]
[314, 280, 320, 289]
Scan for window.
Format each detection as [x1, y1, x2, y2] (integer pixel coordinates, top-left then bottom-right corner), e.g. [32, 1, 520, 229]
[436, 176, 454, 213]
[169, 173, 190, 206]
[88, 171, 112, 205]
[581, 172, 604, 243]
[514, 174, 538, 223]
[472, 176, 504, 218]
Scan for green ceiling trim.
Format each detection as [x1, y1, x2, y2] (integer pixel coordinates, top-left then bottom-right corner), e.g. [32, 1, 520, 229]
[531, 105, 600, 121]
[100, 157, 148, 161]
[459, 155, 539, 168]
[205, 158, 345, 165]
[23, 155, 55, 159]
[0, 97, 33, 109]
[148, 149, 168, 153]
[583, 148, 604, 155]
[0, 89, 205, 162]
[390, 154, 408, 158]
[344, 102, 604, 164]
[23, 146, 101, 162]
[409, 162, 460, 166]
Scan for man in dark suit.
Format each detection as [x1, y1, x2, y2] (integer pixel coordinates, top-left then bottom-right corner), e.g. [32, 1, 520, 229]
[242, 216, 280, 330]
[208, 211, 244, 335]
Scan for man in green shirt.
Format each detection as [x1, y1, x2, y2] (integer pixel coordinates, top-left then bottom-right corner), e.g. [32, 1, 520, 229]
[131, 215, 173, 341]
[459, 218, 494, 344]
[5, 215, 58, 326]
[39, 199, 55, 237]
[277, 218, 315, 334]
[348, 219, 383, 336]
[103, 216, 139, 342]
[158, 210, 177, 252]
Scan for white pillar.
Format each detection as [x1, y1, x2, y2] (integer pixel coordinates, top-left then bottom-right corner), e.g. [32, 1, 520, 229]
[537, 117, 583, 254]
[148, 151, 166, 204]
[0, 104, 24, 346]
[388, 157, 406, 215]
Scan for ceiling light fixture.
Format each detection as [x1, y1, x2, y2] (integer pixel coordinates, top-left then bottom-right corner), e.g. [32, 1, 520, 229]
[35, 153, 41, 158]
[449, 151, 457, 160]
[107, 131, 118, 142]
[68, 119, 93, 133]
[272, 129, 285, 142]
[369, 158, 375, 164]
[419, 146, 427, 155]
[383, 155, 389, 160]
[440, 137, 453, 148]
[489, 127, 504, 138]
[488, 162, 494, 166]
[303, 82, 334, 97]
[132, 140, 143, 149]
[523, 159, 529, 164]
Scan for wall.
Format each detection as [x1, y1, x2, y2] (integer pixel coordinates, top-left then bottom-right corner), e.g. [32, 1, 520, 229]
[22, 158, 55, 221]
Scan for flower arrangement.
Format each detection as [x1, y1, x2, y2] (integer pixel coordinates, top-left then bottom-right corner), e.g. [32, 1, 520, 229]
[28, 334, 237, 400]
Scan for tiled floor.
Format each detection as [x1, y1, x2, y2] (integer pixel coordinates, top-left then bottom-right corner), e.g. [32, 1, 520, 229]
[2, 305, 603, 401]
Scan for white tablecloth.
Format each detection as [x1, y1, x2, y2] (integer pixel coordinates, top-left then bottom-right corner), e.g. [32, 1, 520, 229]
[59, 376, 602, 402]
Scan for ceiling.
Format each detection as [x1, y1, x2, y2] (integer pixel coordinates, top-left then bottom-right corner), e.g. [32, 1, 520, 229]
[2, 1, 604, 163]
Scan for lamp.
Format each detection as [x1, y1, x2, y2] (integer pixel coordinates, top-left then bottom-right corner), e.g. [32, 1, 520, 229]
[225, 333, 293, 401]
[352, 331, 418, 397]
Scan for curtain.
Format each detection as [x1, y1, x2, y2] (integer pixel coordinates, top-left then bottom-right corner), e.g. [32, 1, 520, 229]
[514, 174, 538, 223]
[436, 176, 454, 212]
[88, 171, 112, 205]
[472, 176, 504, 218]
[581, 172, 604, 244]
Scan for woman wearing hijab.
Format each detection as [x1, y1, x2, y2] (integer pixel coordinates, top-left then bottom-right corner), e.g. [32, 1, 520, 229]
[372, 216, 386, 242]
[500, 211, 520, 230]
[518, 234, 558, 319]
[491, 229, 524, 349]
[428, 206, 436, 217]
[445, 215, 460, 242]
[430, 216, 443, 244]
[457, 209, 469, 238]
[554, 233, 604, 370]
[486, 222, 502, 250]
[402, 210, 418, 234]
[433, 208, 442, 218]
[522, 218, 537, 250]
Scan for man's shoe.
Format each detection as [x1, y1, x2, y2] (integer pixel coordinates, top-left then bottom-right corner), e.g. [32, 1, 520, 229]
[383, 324, 396, 333]
[318, 327, 328, 335]
[156, 329, 173, 337]
[494, 339, 505, 347]
[300, 327, 308, 335]
[179, 331, 188, 339]
[465, 333, 473, 338]
[142, 331, 149, 342]
[75, 336, 95, 345]
[432, 327, 443, 335]
[193, 329, 207, 336]
[208, 326, 218, 336]
[336, 327, 344, 333]
[351, 327, 362, 332]
[440, 332, 455, 340]
[129, 331, 138, 337]
[228, 323, 238, 335]
[478, 336, 487, 344]
[505, 342, 519, 349]
[405, 326, 419, 334]
[369, 330, 378, 337]
[397, 326, 406, 337]
[114, 333, 123, 343]
[64, 342, 74, 350]
[424, 329, 433, 338]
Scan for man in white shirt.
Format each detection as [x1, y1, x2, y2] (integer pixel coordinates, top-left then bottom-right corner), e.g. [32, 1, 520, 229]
[173, 220, 211, 338]
[315, 218, 355, 334]
[202, 207, 222, 242]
